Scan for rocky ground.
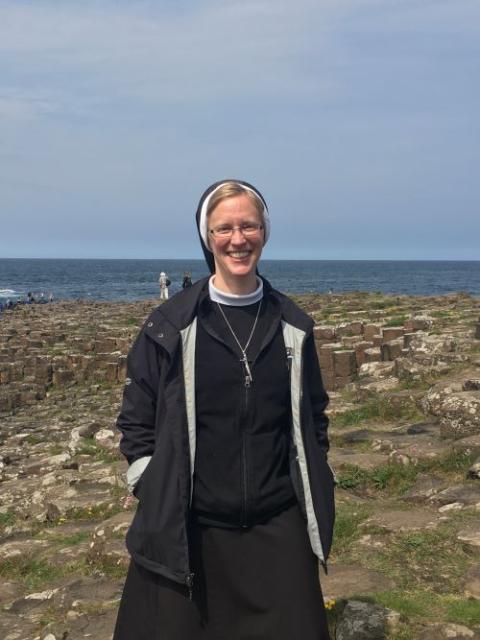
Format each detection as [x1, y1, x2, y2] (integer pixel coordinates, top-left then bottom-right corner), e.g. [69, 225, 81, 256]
[0, 292, 479, 640]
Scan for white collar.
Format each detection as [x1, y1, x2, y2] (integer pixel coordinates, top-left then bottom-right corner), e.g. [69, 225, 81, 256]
[209, 276, 263, 306]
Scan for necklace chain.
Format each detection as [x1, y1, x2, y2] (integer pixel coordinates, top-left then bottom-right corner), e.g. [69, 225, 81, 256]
[216, 299, 262, 386]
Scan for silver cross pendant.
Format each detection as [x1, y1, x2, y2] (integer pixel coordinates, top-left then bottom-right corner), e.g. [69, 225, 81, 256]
[240, 352, 253, 387]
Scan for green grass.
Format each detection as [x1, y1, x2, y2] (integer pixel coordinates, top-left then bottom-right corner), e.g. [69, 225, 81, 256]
[85, 554, 128, 579]
[434, 449, 477, 474]
[336, 462, 420, 494]
[336, 450, 476, 494]
[332, 397, 422, 428]
[125, 316, 140, 326]
[336, 464, 370, 490]
[0, 548, 127, 589]
[332, 503, 372, 554]
[446, 598, 480, 627]
[24, 433, 45, 445]
[0, 556, 68, 590]
[51, 531, 91, 547]
[373, 589, 480, 629]
[374, 589, 437, 621]
[370, 523, 470, 593]
[369, 301, 390, 310]
[384, 315, 408, 327]
[397, 375, 431, 390]
[48, 443, 66, 455]
[0, 510, 16, 531]
[65, 501, 124, 523]
[74, 441, 121, 463]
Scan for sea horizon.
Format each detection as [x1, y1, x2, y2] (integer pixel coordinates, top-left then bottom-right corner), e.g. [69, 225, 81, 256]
[1, 257, 479, 262]
[1, 258, 480, 301]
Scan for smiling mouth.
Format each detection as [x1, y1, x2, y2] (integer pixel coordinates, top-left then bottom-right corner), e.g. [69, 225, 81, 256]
[228, 251, 251, 259]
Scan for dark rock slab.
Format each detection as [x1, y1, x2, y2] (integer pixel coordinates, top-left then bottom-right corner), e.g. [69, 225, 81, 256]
[0, 613, 38, 640]
[342, 429, 373, 444]
[429, 484, 480, 507]
[402, 475, 449, 503]
[336, 600, 400, 640]
[406, 422, 440, 435]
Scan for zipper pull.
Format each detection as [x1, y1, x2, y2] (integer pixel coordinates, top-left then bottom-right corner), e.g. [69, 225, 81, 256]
[286, 347, 293, 371]
[241, 353, 253, 386]
[185, 573, 195, 600]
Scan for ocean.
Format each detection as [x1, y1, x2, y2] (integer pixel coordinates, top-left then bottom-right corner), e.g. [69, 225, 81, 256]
[0, 258, 479, 302]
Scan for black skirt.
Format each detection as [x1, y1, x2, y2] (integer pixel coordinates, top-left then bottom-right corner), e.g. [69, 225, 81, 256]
[113, 503, 330, 640]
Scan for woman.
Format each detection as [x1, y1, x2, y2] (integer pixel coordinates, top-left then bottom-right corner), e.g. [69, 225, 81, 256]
[114, 180, 335, 639]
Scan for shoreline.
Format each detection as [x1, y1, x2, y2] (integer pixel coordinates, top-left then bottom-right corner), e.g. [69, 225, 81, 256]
[2, 289, 480, 307]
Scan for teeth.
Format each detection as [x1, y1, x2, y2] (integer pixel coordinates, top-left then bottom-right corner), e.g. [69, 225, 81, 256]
[229, 251, 250, 258]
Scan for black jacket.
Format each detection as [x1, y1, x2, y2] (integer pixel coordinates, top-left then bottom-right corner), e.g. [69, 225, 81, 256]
[117, 276, 335, 591]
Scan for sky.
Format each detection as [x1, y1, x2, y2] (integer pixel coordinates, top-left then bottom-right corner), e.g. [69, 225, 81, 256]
[0, 0, 479, 260]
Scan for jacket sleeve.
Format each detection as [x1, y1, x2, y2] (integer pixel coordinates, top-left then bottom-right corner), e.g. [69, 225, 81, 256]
[303, 332, 330, 455]
[116, 329, 161, 492]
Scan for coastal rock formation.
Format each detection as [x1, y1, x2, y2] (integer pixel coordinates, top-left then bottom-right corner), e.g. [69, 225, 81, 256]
[422, 379, 480, 439]
[1, 290, 479, 638]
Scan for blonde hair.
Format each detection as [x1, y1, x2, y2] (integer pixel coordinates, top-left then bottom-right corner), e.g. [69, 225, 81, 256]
[206, 181, 264, 219]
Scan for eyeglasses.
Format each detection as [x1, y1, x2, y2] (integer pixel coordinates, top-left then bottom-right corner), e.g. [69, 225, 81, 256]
[209, 223, 263, 239]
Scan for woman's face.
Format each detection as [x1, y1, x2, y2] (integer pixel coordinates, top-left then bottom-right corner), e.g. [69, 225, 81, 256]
[208, 194, 264, 293]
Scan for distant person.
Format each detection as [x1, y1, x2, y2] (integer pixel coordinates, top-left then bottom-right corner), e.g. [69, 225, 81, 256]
[158, 271, 171, 300]
[182, 272, 192, 289]
[27, 291, 34, 304]
[48, 292, 54, 303]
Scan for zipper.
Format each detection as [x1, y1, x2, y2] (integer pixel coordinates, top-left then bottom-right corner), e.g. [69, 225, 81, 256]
[241, 375, 250, 527]
[185, 572, 195, 600]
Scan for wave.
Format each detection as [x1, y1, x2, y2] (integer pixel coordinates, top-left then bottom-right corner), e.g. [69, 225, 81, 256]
[0, 289, 24, 299]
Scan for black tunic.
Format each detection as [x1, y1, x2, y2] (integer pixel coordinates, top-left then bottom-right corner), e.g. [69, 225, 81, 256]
[114, 504, 330, 639]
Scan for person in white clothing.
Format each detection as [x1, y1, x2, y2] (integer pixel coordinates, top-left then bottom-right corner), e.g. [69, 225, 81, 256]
[158, 272, 170, 300]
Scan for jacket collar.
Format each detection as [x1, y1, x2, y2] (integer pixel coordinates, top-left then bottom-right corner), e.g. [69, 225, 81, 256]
[142, 275, 314, 356]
